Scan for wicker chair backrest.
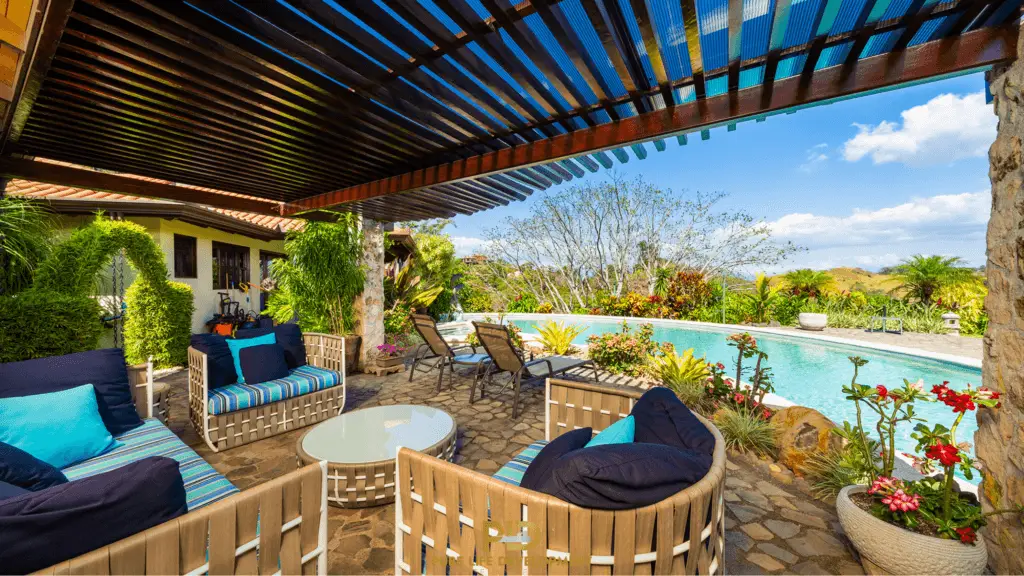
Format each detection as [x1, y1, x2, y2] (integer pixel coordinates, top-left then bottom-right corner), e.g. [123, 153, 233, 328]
[472, 322, 524, 373]
[412, 314, 451, 358]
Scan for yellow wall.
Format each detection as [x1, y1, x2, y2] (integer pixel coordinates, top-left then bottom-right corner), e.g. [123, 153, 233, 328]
[155, 218, 285, 333]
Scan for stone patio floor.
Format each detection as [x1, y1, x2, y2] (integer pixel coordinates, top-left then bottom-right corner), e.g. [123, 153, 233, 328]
[162, 365, 865, 575]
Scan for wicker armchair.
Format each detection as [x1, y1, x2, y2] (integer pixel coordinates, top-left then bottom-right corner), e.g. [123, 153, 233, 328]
[189, 332, 346, 452]
[394, 378, 727, 575]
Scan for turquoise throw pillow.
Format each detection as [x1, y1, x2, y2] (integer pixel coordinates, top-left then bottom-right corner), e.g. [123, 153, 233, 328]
[586, 415, 635, 448]
[0, 384, 121, 469]
[226, 333, 277, 383]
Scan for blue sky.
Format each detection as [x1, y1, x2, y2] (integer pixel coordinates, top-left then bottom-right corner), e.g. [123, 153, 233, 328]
[444, 72, 994, 273]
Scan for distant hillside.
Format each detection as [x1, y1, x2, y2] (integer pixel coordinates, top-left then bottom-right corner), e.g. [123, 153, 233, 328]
[771, 267, 901, 295]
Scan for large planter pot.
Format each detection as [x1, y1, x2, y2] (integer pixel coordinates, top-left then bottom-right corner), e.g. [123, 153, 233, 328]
[798, 312, 827, 331]
[836, 485, 988, 575]
[342, 335, 361, 375]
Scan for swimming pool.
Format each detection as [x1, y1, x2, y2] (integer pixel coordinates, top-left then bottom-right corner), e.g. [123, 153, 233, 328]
[455, 313, 983, 479]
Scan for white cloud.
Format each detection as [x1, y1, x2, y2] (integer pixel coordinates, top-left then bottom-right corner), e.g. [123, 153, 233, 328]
[764, 191, 989, 272]
[842, 92, 995, 165]
[799, 143, 829, 172]
[450, 235, 487, 257]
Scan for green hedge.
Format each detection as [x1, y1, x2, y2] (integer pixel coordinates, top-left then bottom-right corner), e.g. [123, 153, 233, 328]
[124, 280, 194, 367]
[0, 291, 103, 363]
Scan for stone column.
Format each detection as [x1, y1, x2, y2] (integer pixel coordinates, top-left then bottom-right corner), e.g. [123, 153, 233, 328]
[353, 217, 385, 371]
[981, 54, 1024, 574]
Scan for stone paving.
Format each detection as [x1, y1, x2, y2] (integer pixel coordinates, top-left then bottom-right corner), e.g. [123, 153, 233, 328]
[162, 365, 864, 575]
[775, 327, 982, 360]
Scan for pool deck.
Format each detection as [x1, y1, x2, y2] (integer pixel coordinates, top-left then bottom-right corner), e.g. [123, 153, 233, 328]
[161, 365, 864, 575]
[774, 326, 982, 361]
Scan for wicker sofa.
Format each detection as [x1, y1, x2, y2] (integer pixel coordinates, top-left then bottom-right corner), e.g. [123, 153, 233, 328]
[394, 378, 727, 575]
[188, 332, 346, 452]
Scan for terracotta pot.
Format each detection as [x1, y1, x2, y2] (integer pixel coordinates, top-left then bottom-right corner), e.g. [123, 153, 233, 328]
[342, 335, 361, 375]
[798, 312, 827, 331]
[836, 485, 987, 575]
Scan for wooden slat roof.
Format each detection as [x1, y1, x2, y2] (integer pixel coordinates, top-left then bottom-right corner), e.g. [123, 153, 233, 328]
[0, 0, 1019, 221]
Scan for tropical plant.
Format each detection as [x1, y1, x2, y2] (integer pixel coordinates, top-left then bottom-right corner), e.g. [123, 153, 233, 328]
[891, 255, 976, 304]
[804, 445, 873, 499]
[651, 348, 711, 410]
[664, 271, 715, 318]
[407, 221, 463, 319]
[265, 216, 365, 335]
[0, 198, 55, 295]
[783, 268, 834, 297]
[386, 259, 444, 312]
[726, 332, 774, 411]
[532, 320, 583, 355]
[507, 292, 539, 313]
[713, 407, 776, 456]
[586, 321, 673, 377]
[535, 302, 554, 313]
[744, 272, 779, 323]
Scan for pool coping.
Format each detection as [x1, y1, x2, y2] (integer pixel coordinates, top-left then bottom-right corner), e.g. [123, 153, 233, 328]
[448, 313, 982, 370]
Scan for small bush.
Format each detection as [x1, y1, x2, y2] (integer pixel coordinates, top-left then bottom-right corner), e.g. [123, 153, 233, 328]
[507, 292, 538, 313]
[651, 348, 711, 412]
[124, 280, 194, 367]
[535, 302, 554, 314]
[0, 291, 103, 363]
[803, 446, 872, 499]
[714, 408, 776, 457]
[586, 322, 672, 377]
[532, 320, 583, 355]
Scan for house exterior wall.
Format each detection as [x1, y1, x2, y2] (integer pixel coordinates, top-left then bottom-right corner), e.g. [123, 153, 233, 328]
[155, 218, 285, 334]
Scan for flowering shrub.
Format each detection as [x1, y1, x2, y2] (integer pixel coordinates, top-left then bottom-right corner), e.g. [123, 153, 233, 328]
[837, 357, 1016, 543]
[664, 271, 714, 318]
[593, 292, 670, 318]
[586, 322, 672, 377]
[375, 342, 405, 358]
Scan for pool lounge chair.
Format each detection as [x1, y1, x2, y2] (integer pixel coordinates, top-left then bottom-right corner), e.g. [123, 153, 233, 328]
[471, 321, 599, 418]
[409, 313, 490, 392]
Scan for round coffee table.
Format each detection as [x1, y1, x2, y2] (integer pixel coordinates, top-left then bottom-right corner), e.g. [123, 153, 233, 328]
[296, 405, 456, 508]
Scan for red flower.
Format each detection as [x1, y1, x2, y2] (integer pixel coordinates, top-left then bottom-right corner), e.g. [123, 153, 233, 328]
[881, 489, 921, 512]
[926, 442, 962, 467]
[876, 385, 889, 399]
[733, 393, 747, 404]
[867, 476, 898, 495]
[956, 527, 977, 544]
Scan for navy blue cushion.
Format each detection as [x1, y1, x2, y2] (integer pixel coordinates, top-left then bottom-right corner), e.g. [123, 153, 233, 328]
[0, 456, 187, 574]
[190, 333, 238, 389]
[0, 348, 142, 436]
[236, 324, 307, 369]
[0, 481, 29, 501]
[520, 427, 591, 491]
[0, 442, 68, 491]
[532, 443, 713, 510]
[239, 344, 290, 385]
[630, 387, 716, 456]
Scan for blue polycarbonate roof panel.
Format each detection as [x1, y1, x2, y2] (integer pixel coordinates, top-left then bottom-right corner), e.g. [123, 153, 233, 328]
[828, 0, 868, 35]
[697, 0, 730, 70]
[880, 0, 915, 21]
[815, 40, 854, 69]
[705, 74, 729, 96]
[909, 16, 945, 46]
[558, 0, 630, 98]
[860, 29, 901, 58]
[617, 0, 659, 86]
[279, 1, 387, 69]
[521, 13, 601, 104]
[647, 0, 693, 78]
[782, 0, 826, 48]
[676, 85, 697, 103]
[366, 1, 433, 49]
[815, 0, 844, 35]
[775, 53, 808, 79]
[739, 64, 765, 87]
[462, 0, 491, 20]
[441, 56, 533, 125]
[465, 43, 552, 119]
[497, 28, 574, 114]
[417, 0, 462, 35]
[740, 0, 775, 60]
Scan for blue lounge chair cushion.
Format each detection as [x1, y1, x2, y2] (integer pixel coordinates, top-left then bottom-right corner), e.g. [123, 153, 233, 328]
[0, 384, 121, 469]
[0, 456, 187, 574]
[62, 419, 238, 511]
[630, 387, 715, 456]
[239, 343, 290, 385]
[520, 427, 592, 490]
[0, 348, 143, 435]
[190, 333, 238, 389]
[226, 333, 276, 384]
[236, 324, 307, 369]
[207, 365, 341, 415]
[0, 442, 67, 491]
[585, 415, 634, 448]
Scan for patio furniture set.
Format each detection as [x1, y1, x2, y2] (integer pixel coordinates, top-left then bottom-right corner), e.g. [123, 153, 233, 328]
[0, 319, 727, 575]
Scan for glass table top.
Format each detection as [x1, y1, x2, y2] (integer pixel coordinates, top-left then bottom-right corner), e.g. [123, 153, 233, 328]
[301, 405, 455, 464]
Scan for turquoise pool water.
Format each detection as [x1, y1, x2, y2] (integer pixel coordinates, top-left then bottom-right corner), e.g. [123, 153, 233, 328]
[502, 316, 983, 477]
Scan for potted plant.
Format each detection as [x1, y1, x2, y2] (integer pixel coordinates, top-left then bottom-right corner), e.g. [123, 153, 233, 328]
[374, 337, 407, 370]
[833, 356, 1013, 575]
[798, 312, 827, 330]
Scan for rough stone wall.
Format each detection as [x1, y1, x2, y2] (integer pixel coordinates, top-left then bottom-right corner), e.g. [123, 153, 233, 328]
[354, 218, 385, 370]
[981, 52, 1024, 574]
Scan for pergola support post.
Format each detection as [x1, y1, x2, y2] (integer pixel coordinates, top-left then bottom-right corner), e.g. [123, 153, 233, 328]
[981, 49, 1024, 573]
[354, 217, 385, 371]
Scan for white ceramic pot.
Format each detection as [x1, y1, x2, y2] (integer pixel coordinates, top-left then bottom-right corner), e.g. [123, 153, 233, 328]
[836, 485, 988, 575]
[798, 312, 827, 331]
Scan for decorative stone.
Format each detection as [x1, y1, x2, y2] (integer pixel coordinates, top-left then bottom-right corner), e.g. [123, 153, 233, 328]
[476, 459, 499, 472]
[756, 542, 798, 564]
[746, 552, 786, 572]
[771, 406, 843, 475]
[735, 487, 771, 509]
[728, 503, 766, 523]
[740, 523, 774, 541]
[731, 531, 754, 552]
[787, 529, 848, 557]
[764, 519, 800, 539]
[791, 561, 828, 575]
[780, 508, 828, 530]
[770, 496, 797, 510]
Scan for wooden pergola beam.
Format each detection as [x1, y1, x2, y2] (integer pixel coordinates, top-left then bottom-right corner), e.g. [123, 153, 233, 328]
[0, 156, 284, 216]
[286, 24, 1018, 216]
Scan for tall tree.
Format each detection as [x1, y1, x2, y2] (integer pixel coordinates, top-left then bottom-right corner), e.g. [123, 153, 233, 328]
[891, 255, 975, 304]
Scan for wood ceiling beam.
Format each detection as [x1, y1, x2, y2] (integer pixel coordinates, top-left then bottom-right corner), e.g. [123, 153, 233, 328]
[0, 156, 283, 216]
[286, 24, 1017, 216]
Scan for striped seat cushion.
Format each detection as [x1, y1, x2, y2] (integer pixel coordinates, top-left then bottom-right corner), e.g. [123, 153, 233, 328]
[207, 365, 341, 415]
[62, 419, 238, 511]
[493, 440, 548, 486]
